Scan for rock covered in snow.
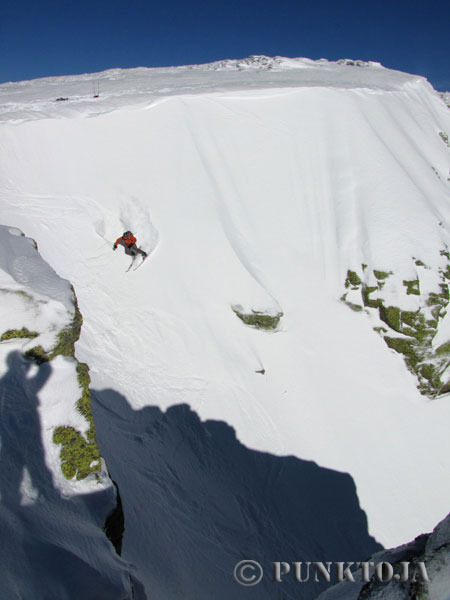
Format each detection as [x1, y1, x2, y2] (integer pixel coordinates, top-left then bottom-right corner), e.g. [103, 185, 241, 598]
[317, 512, 450, 600]
[0, 224, 132, 598]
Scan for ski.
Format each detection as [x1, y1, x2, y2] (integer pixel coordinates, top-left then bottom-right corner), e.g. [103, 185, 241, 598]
[132, 253, 148, 270]
[126, 256, 137, 272]
[125, 253, 149, 272]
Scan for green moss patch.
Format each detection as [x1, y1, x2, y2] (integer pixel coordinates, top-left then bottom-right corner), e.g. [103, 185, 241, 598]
[361, 285, 382, 309]
[340, 293, 364, 313]
[50, 294, 100, 481]
[1, 327, 39, 341]
[439, 131, 449, 147]
[373, 270, 392, 290]
[436, 341, 450, 356]
[384, 336, 418, 364]
[373, 270, 391, 280]
[403, 279, 420, 295]
[379, 305, 401, 332]
[442, 265, 450, 281]
[24, 345, 50, 364]
[0, 288, 34, 301]
[341, 255, 450, 397]
[345, 270, 362, 289]
[48, 286, 83, 360]
[53, 363, 101, 480]
[346, 301, 363, 312]
[232, 306, 283, 330]
[21, 286, 101, 480]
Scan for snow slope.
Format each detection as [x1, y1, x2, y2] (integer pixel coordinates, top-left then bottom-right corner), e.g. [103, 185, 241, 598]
[1, 56, 449, 597]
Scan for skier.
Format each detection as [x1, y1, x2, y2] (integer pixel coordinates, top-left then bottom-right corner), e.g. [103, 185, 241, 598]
[113, 231, 147, 258]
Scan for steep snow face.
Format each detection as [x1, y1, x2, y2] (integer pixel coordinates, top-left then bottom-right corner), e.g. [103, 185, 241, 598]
[0, 226, 131, 599]
[0, 57, 449, 562]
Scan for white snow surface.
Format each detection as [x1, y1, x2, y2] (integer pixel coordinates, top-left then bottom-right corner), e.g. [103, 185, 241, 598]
[1, 56, 450, 594]
[0, 224, 74, 312]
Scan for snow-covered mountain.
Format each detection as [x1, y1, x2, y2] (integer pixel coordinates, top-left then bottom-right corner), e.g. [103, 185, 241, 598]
[0, 56, 449, 599]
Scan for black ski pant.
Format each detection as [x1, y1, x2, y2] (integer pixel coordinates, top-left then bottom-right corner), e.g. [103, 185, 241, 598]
[119, 241, 146, 257]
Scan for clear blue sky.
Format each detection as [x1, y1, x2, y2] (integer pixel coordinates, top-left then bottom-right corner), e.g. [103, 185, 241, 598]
[1, 0, 448, 90]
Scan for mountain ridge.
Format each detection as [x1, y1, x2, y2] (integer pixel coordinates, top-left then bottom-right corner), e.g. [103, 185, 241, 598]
[0, 55, 440, 125]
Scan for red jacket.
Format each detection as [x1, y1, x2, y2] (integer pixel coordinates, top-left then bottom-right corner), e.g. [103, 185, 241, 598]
[115, 233, 136, 247]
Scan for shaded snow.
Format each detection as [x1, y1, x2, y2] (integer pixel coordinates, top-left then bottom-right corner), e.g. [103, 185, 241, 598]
[92, 392, 382, 600]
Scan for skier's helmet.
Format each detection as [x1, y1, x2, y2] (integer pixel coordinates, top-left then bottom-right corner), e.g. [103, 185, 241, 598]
[123, 231, 132, 237]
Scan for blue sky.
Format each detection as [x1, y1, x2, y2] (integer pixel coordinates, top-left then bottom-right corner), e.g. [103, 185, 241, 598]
[1, 0, 448, 90]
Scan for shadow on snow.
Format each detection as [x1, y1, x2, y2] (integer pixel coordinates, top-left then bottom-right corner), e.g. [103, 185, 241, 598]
[92, 388, 383, 600]
[0, 351, 137, 600]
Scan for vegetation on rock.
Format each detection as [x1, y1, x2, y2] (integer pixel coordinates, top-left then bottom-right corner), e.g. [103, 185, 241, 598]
[232, 306, 283, 330]
[18, 285, 101, 480]
[342, 255, 450, 397]
[1, 327, 39, 341]
[53, 363, 101, 480]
